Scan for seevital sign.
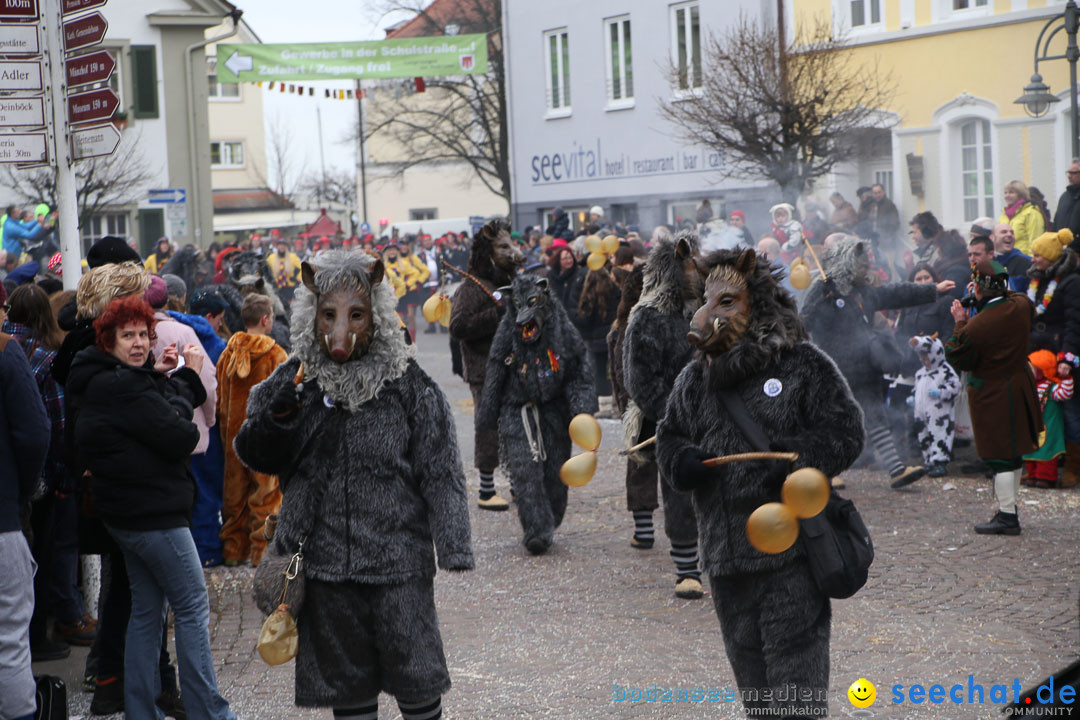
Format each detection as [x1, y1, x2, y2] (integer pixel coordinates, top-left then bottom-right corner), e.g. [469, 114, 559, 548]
[215, 34, 489, 82]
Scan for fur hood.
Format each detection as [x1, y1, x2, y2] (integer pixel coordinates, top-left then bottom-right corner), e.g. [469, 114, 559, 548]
[632, 230, 701, 320]
[699, 249, 807, 390]
[1028, 246, 1079, 283]
[219, 333, 278, 380]
[290, 250, 415, 411]
[817, 235, 866, 296]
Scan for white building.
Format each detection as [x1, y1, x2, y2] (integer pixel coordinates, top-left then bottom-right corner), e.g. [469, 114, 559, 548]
[504, 0, 776, 234]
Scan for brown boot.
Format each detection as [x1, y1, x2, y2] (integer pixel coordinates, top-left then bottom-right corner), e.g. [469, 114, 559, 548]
[1060, 443, 1080, 488]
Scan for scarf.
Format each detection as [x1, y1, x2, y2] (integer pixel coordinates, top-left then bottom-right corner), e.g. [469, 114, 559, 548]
[1004, 199, 1026, 220]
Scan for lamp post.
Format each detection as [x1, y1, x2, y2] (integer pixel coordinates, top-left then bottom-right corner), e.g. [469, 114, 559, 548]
[1015, 0, 1080, 157]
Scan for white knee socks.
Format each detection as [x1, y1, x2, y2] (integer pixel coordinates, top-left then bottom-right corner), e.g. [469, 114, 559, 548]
[994, 470, 1020, 514]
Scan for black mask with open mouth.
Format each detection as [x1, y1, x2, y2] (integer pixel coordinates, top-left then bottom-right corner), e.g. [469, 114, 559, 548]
[502, 277, 549, 344]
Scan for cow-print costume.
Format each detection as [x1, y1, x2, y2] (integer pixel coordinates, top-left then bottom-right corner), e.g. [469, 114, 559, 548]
[911, 335, 962, 466]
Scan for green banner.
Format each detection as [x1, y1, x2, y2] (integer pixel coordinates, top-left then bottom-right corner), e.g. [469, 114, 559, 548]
[215, 35, 488, 82]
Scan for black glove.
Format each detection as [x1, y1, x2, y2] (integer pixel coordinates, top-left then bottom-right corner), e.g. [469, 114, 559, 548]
[765, 437, 798, 492]
[269, 381, 302, 420]
[677, 447, 716, 489]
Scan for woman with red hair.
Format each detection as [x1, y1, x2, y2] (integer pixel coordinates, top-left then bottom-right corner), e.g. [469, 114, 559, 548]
[66, 295, 235, 720]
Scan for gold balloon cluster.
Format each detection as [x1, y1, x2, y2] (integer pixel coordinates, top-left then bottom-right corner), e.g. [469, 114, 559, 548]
[421, 292, 452, 327]
[789, 257, 811, 290]
[560, 414, 602, 487]
[584, 235, 620, 271]
[745, 468, 830, 554]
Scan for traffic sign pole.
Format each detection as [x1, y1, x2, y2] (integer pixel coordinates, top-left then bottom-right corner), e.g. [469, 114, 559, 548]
[44, 0, 82, 290]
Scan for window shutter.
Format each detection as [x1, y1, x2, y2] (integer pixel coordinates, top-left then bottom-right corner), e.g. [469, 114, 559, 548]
[138, 208, 165, 256]
[130, 45, 158, 119]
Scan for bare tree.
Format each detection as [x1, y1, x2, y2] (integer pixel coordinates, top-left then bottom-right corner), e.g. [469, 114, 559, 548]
[359, 0, 509, 206]
[660, 14, 896, 204]
[1, 129, 155, 227]
[300, 168, 358, 208]
[264, 115, 306, 204]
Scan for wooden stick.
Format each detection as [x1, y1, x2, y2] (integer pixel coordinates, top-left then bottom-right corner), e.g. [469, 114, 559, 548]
[702, 451, 798, 468]
[441, 260, 499, 304]
[619, 436, 657, 456]
[803, 242, 827, 281]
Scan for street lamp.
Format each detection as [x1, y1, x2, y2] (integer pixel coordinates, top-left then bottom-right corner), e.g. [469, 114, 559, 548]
[1015, 0, 1080, 157]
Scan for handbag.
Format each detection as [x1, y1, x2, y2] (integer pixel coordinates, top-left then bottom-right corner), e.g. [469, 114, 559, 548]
[716, 388, 874, 599]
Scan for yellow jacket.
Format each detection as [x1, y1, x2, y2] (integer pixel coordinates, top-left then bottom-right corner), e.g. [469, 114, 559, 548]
[384, 254, 429, 294]
[144, 251, 171, 275]
[382, 257, 411, 298]
[1000, 202, 1044, 256]
[267, 251, 303, 288]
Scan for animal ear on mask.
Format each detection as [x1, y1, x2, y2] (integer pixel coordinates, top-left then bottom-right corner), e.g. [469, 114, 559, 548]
[676, 237, 694, 259]
[496, 285, 512, 300]
[535, 277, 549, 294]
[301, 262, 319, 293]
[368, 259, 385, 288]
[734, 248, 757, 276]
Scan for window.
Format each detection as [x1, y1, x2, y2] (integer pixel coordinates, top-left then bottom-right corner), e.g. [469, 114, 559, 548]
[409, 208, 436, 221]
[207, 57, 240, 100]
[670, 2, 701, 94]
[544, 29, 570, 116]
[210, 141, 244, 168]
[850, 0, 882, 27]
[130, 45, 157, 118]
[605, 16, 633, 108]
[959, 119, 993, 222]
[953, 0, 988, 9]
[80, 213, 129, 254]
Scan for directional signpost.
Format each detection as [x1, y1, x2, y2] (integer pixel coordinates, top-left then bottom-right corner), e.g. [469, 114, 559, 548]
[71, 122, 117, 160]
[61, 0, 104, 14]
[67, 86, 116, 124]
[0, 24, 39, 54]
[0, 132, 46, 162]
[0, 96, 43, 126]
[0, 59, 41, 90]
[62, 10, 105, 52]
[149, 188, 187, 204]
[0, 0, 38, 19]
[65, 48, 112, 87]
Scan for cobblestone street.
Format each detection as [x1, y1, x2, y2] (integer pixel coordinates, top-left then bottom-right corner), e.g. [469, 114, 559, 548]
[36, 332, 1080, 719]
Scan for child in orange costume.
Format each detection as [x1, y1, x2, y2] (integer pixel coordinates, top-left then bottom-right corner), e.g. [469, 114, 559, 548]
[216, 294, 287, 566]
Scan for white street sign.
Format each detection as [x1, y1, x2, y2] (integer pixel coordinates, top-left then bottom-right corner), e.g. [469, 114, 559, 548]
[223, 50, 251, 77]
[0, 59, 40, 90]
[166, 202, 186, 236]
[0, 96, 42, 126]
[0, 131, 46, 162]
[71, 122, 118, 160]
[0, 24, 39, 55]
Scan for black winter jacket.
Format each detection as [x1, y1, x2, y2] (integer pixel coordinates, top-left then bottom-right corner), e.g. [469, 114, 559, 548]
[572, 284, 620, 353]
[548, 264, 586, 313]
[66, 347, 205, 531]
[1027, 249, 1080, 355]
[895, 294, 955, 376]
[1053, 184, 1080, 246]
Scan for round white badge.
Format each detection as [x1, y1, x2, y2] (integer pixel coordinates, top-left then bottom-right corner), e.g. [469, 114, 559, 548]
[323, 394, 335, 408]
[492, 291, 503, 302]
[835, 298, 845, 308]
[763, 378, 783, 397]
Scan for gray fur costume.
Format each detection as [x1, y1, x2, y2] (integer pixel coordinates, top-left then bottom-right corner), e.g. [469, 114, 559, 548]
[657, 249, 865, 718]
[234, 251, 472, 707]
[622, 232, 700, 546]
[476, 275, 597, 554]
[222, 249, 292, 350]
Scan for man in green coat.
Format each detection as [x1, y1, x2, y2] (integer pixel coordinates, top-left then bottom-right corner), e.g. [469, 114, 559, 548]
[946, 260, 1042, 535]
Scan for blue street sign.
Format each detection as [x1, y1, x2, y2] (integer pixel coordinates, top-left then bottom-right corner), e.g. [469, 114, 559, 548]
[148, 188, 186, 204]
[359, 221, 371, 233]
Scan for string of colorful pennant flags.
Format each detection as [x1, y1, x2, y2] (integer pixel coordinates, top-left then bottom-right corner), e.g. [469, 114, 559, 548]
[253, 77, 426, 101]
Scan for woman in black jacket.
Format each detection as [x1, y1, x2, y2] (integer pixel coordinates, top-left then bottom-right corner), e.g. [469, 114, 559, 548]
[67, 295, 234, 720]
[547, 245, 586, 311]
[575, 263, 622, 398]
[895, 263, 956, 376]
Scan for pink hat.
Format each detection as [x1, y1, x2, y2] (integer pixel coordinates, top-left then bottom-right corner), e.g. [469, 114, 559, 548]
[730, 210, 746, 220]
[145, 275, 168, 309]
[551, 238, 569, 248]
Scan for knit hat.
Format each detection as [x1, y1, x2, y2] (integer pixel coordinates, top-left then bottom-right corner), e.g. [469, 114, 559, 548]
[1031, 228, 1074, 263]
[730, 210, 746, 221]
[1029, 349, 1060, 384]
[971, 259, 1009, 292]
[190, 289, 227, 317]
[86, 236, 140, 269]
[162, 273, 187, 300]
[589, 205, 604, 217]
[145, 275, 168, 309]
[969, 222, 993, 239]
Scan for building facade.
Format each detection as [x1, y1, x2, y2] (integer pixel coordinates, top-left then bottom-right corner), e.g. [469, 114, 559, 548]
[792, 0, 1077, 232]
[504, 0, 777, 235]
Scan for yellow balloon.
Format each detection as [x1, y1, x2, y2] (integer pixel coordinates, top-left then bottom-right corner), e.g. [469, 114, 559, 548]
[568, 413, 602, 451]
[601, 234, 620, 255]
[421, 293, 443, 322]
[560, 452, 597, 487]
[437, 295, 453, 327]
[746, 502, 799, 554]
[790, 263, 811, 290]
[585, 234, 603, 254]
[781, 467, 830, 519]
[587, 252, 607, 271]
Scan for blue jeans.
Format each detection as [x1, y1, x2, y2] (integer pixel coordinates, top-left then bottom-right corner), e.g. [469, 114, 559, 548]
[190, 432, 225, 566]
[107, 525, 234, 720]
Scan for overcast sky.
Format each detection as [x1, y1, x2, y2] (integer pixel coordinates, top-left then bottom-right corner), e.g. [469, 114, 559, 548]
[238, 1, 412, 183]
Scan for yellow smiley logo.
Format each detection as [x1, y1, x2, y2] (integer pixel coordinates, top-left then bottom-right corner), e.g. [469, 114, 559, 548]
[848, 678, 877, 708]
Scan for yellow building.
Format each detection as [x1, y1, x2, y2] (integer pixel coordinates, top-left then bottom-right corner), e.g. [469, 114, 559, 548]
[793, 0, 1077, 230]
